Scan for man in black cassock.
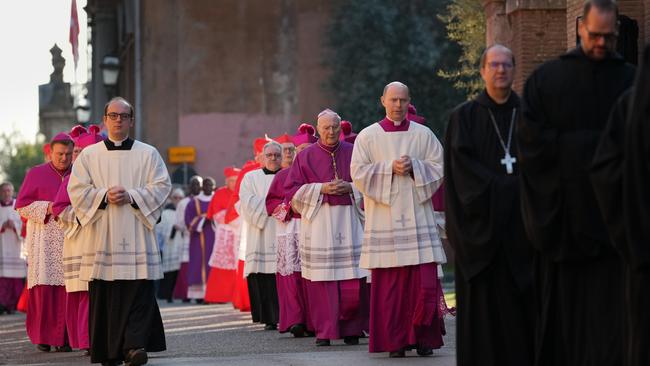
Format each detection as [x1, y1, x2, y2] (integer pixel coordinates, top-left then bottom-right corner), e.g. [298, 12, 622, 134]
[446, 44, 534, 366]
[592, 44, 650, 366]
[68, 97, 171, 366]
[517, 1, 635, 365]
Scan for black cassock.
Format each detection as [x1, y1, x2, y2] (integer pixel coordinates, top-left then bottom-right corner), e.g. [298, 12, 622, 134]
[445, 90, 534, 366]
[89, 280, 166, 364]
[518, 47, 635, 366]
[592, 45, 650, 366]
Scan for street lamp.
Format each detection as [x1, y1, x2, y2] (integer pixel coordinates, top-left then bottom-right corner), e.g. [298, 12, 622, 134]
[75, 97, 91, 126]
[100, 55, 120, 98]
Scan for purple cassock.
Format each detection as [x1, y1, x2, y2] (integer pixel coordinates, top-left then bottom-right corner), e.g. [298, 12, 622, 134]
[184, 197, 214, 290]
[15, 161, 70, 347]
[368, 117, 447, 353]
[284, 140, 369, 341]
[265, 168, 313, 334]
[51, 175, 90, 350]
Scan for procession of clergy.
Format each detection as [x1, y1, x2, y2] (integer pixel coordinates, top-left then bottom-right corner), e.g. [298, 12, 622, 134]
[2, 1, 650, 365]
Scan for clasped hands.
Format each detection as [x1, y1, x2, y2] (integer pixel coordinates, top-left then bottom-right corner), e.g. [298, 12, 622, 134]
[320, 179, 352, 195]
[107, 186, 132, 205]
[392, 155, 412, 176]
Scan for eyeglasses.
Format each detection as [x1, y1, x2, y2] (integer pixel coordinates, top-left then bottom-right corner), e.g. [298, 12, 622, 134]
[265, 153, 281, 159]
[105, 112, 132, 121]
[584, 25, 618, 43]
[486, 62, 513, 70]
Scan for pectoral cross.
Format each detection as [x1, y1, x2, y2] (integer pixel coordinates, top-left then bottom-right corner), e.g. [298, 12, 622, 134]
[119, 238, 129, 251]
[330, 152, 340, 180]
[335, 233, 345, 245]
[396, 214, 411, 228]
[500, 153, 517, 175]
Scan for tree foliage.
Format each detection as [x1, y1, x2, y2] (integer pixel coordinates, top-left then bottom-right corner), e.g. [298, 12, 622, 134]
[438, 0, 486, 98]
[323, 0, 464, 136]
[0, 132, 44, 191]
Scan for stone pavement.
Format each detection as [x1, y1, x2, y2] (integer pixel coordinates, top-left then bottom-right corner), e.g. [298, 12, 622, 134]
[0, 301, 456, 365]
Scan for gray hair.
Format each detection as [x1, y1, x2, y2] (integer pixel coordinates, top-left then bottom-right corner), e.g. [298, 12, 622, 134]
[317, 109, 342, 124]
[263, 140, 282, 153]
[171, 188, 185, 199]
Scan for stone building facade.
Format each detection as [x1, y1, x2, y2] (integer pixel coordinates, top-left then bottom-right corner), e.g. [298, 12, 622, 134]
[85, 0, 336, 182]
[484, 0, 650, 93]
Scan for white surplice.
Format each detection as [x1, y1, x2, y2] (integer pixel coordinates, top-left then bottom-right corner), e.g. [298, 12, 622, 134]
[275, 218, 301, 276]
[175, 196, 191, 263]
[57, 203, 90, 292]
[351, 121, 446, 269]
[291, 183, 369, 281]
[17, 201, 65, 288]
[238, 169, 277, 276]
[0, 202, 25, 278]
[159, 207, 184, 273]
[68, 140, 172, 281]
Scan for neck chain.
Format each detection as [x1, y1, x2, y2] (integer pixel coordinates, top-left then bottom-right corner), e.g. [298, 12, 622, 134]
[487, 108, 517, 174]
[48, 163, 67, 181]
[316, 141, 341, 180]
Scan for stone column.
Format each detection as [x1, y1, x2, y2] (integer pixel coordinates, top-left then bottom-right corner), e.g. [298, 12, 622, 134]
[484, 0, 513, 47]
[505, 0, 567, 93]
[85, 0, 118, 123]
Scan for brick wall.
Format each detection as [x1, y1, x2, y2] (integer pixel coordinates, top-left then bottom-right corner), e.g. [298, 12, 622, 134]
[509, 9, 568, 94]
[567, 0, 647, 61]
[566, 0, 582, 49]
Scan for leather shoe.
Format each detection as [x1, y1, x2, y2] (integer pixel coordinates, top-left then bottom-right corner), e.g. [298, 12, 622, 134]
[315, 338, 331, 346]
[416, 347, 433, 356]
[289, 323, 306, 337]
[125, 348, 148, 366]
[37, 344, 51, 352]
[264, 323, 277, 331]
[55, 345, 72, 352]
[343, 336, 359, 345]
[389, 349, 406, 358]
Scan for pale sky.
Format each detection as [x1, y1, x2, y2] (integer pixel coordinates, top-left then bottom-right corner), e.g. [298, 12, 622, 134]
[0, 0, 88, 143]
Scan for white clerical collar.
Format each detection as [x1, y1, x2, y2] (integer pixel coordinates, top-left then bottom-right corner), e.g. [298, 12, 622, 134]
[196, 192, 213, 202]
[109, 136, 129, 146]
[386, 116, 405, 126]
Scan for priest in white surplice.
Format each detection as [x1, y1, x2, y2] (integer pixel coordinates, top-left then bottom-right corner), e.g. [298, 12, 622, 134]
[351, 82, 447, 358]
[16, 132, 73, 352]
[239, 141, 282, 330]
[285, 110, 370, 347]
[0, 182, 25, 314]
[68, 97, 171, 366]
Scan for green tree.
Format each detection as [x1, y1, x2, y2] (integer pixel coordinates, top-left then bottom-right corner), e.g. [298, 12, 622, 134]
[438, 0, 486, 98]
[0, 132, 44, 191]
[324, 0, 464, 136]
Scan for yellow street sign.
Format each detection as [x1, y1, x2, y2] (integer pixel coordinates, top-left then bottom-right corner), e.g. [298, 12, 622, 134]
[168, 146, 196, 164]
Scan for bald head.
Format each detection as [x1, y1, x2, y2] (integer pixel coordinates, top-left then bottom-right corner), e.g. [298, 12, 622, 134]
[381, 81, 411, 122]
[382, 81, 410, 98]
[480, 44, 515, 69]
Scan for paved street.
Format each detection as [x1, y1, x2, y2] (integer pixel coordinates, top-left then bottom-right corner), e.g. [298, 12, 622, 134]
[0, 301, 456, 365]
